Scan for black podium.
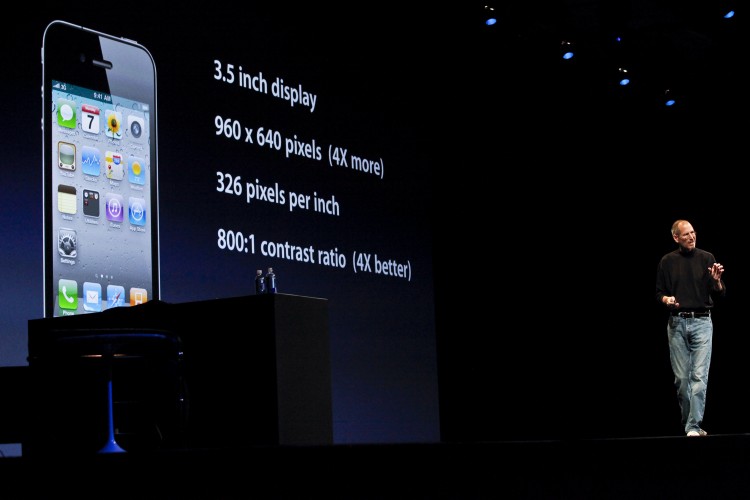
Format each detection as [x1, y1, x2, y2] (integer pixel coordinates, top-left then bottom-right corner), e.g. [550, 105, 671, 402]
[26, 293, 332, 455]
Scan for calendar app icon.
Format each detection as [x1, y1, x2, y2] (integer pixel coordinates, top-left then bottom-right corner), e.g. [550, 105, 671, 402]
[81, 104, 100, 134]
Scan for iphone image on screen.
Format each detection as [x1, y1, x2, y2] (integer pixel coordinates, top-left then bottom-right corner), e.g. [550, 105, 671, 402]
[42, 20, 159, 317]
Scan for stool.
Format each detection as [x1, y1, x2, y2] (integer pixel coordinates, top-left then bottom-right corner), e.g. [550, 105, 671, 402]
[28, 329, 187, 454]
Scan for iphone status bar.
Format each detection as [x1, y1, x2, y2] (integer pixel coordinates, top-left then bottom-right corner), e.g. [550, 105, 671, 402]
[51, 80, 149, 111]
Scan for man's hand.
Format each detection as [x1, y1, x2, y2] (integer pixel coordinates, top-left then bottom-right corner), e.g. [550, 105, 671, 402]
[664, 296, 680, 309]
[709, 262, 724, 281]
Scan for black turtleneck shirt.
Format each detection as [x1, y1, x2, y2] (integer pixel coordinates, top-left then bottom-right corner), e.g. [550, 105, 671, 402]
[655, 247, 726, 311]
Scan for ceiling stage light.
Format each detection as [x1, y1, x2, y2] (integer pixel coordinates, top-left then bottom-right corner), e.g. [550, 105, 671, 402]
[617, 67, 631, 86]
[560, 40, 575, 60]
[484, 5, 497, 26]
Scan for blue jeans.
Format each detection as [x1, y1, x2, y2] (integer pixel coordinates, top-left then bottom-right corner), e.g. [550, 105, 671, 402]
[667, 315, 713, 434]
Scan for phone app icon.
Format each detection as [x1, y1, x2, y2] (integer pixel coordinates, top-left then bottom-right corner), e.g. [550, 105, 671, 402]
[57, 184, 77, 214]
[58, 279, 78, 310]
[83, 282, 102, 312]
[127, 114, 145, 142]
[56, 98, 76, 128]
[83, 189, 100, 217]
[130, 287, 148, 306]
[105, 193, 124, 222]
[107, 285, 126, 308]
[128, 156, 146, 185]
[81, 146, 102, 176]
[58, 142, 76, 170]
[128, 197, 147, 226]
[58, 228, 77, 258]
[104, 110, 122, 139]
[105, 151, 124, 180]
[81, 104, 100, 134]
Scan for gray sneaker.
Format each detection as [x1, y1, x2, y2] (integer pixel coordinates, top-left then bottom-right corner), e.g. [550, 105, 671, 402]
[687, 429, 708, 437]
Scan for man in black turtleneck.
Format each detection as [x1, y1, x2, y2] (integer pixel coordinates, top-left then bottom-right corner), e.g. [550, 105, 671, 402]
[655, 219, 725, 437]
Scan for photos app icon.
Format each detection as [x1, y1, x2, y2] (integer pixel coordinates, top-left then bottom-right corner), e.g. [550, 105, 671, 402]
[105, 110, 122, 139]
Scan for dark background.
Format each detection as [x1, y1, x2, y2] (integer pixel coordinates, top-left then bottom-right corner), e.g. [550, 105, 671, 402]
[434, 0, 747, 442]
[2, 1, 747, 451]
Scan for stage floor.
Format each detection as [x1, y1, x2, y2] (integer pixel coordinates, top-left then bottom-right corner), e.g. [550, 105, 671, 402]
[2, 434, 750, 498]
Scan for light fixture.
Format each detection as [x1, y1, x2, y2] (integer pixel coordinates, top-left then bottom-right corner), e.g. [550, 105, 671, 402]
[560, 40, 575, 60]
[617, 67, 631, 86]
[484, 5, 497, 26]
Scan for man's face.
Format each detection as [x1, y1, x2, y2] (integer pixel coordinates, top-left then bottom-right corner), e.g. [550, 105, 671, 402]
[675, 222, 696, 251]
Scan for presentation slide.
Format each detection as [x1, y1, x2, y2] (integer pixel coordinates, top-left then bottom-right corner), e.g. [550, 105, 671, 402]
[3, 5, 441, 444]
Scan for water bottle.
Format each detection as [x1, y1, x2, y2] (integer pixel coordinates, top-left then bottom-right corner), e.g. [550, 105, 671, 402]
[265, 267, 277, 294]
[255, 269, 266, 294]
